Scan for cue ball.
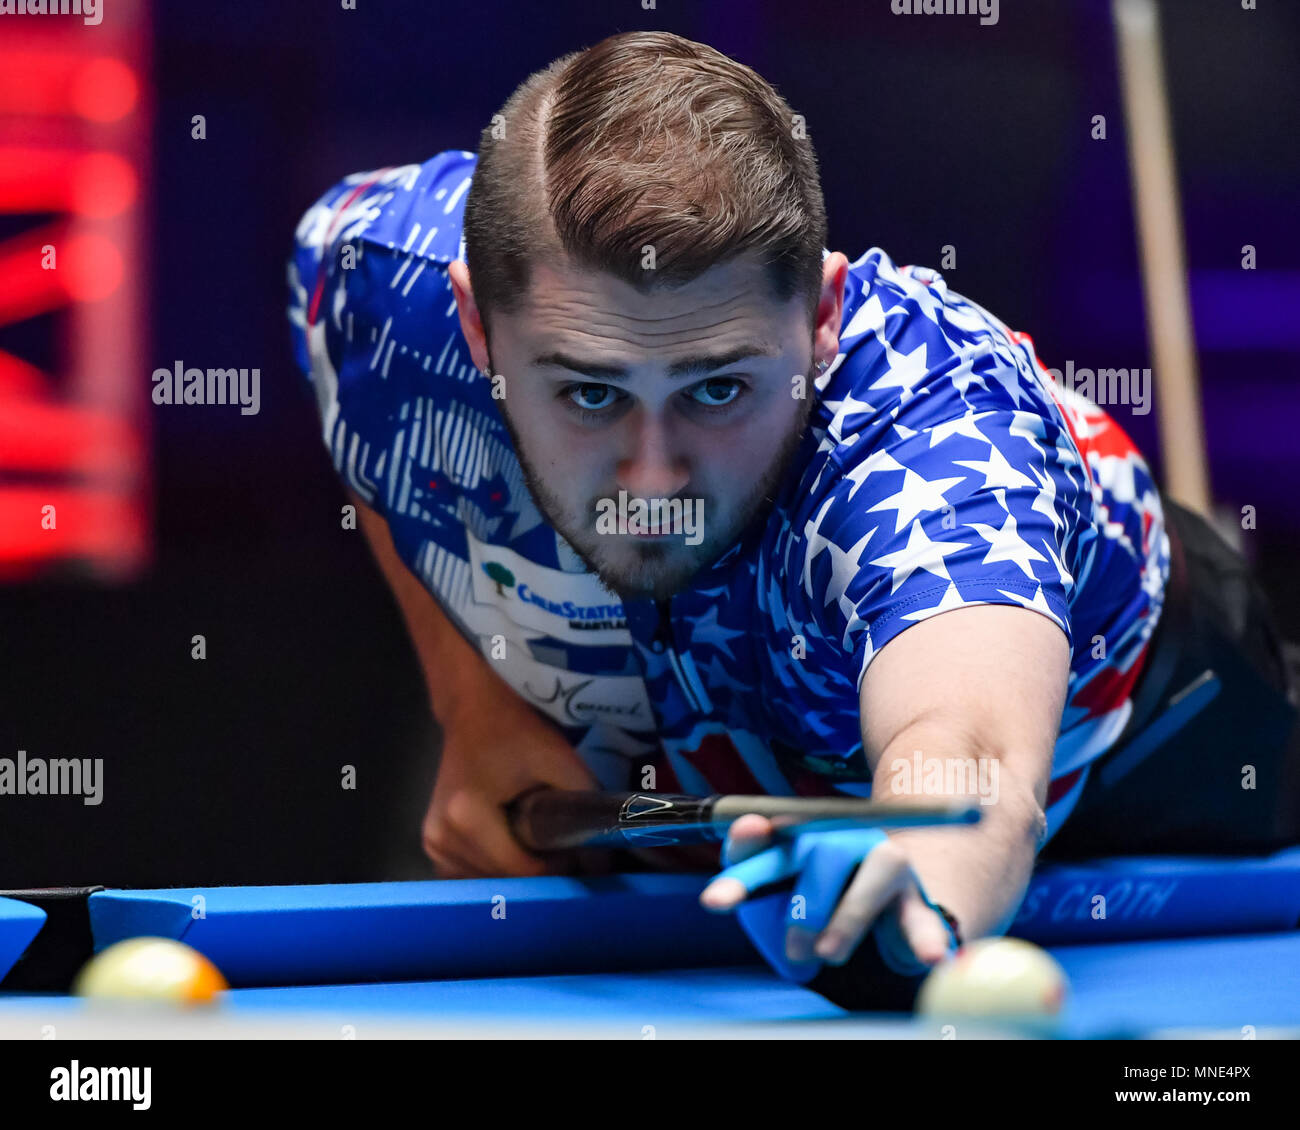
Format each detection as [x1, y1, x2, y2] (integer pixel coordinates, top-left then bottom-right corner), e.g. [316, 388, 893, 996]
[74, 937, 228, 1005]
[917, 937, 1067, 1028]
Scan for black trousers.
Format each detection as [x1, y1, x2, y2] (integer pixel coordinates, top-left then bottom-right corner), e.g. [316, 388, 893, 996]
[1042, 499, 1300, 859]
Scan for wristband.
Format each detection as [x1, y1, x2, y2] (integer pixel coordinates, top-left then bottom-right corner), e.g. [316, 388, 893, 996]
[933, 902, 964, 950]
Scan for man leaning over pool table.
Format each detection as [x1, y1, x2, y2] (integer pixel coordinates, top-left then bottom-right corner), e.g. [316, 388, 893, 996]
[286, 32, 1300, 996]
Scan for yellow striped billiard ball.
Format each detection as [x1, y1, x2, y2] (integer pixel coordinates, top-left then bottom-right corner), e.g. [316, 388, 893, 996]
[917, 937, 1068, 1029]
[74, 937, 228, 1005]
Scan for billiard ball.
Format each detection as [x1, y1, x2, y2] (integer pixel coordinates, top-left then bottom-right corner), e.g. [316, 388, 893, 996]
[74, 937, 228, 1005]
[916, 937, 1067, 1030]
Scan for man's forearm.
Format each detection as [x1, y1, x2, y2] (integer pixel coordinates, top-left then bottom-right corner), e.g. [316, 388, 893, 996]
[348, 489, 513, 730]
[872, 733, 1047, 941]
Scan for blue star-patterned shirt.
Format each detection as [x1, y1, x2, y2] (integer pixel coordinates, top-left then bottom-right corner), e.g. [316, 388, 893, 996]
[288, 151, 1169, 842]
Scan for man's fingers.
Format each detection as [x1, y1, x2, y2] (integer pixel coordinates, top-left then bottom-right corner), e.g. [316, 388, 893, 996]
[896, 887, 958, 966]
[428, 807, 548, 878]
[813, 841, 912, 964]
[699, 814, 783, 910]
[423, 839, 485, 879]
[471, 812, 551, 876]
[699, 876, 749, 910]
[723, 813, 775, 863]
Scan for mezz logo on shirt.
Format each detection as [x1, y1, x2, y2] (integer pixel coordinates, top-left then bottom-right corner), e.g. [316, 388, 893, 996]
[490, 646, 653, 732]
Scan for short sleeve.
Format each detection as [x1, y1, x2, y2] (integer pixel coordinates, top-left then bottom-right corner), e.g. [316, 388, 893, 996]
[790, 256, 1090, 692]
[283, 152, 484, 519]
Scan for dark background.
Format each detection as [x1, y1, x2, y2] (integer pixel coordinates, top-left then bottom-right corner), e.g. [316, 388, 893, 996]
[3, 0, 1298, 887]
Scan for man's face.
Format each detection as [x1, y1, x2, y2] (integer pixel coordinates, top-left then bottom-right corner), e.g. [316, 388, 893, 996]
[469, 251, 827, 602]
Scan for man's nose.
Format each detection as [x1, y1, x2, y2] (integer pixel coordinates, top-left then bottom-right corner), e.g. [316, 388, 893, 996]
[615, 412, 690, 498]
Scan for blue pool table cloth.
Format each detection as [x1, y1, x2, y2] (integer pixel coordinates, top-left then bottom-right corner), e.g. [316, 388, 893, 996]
[2, 852, 1299, 1038]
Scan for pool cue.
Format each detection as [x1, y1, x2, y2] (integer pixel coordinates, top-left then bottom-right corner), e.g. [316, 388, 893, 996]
[507, 788, 981, 852]
[1113, 0, 1212, 517]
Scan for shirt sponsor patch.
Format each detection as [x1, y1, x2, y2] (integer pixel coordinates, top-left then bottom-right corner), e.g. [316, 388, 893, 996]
[466, 532, 631, 645]
[491, 646, 654, 731]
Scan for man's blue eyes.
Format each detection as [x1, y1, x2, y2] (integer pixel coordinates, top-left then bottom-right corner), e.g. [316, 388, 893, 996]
[693, 378, 743, 407]
[565, 379, 743, 413]
[569, 384, 619, 411]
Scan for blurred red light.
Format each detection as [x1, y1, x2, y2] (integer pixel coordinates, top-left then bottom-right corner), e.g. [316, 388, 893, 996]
[71, 151, 137, 217]
[62, 232, 124, 302]
[70, 56, 139, 122]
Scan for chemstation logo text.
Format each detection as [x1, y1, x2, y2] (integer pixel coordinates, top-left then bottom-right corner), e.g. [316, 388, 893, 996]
[481, 561, 626, 630]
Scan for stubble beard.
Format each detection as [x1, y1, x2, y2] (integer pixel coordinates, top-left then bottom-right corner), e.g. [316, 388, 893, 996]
[498, 395, 815, 603]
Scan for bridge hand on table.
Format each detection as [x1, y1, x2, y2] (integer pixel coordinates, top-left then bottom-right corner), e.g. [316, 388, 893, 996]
[699, 814, 959, 985]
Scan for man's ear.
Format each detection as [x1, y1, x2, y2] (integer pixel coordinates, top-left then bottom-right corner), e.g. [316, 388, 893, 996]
[813, 252, 848, 370]
[448, 260, 490, 373]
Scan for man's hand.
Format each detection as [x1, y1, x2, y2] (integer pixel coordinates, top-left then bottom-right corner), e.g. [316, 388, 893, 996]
[700, 816, 955, 982]
[423, 691, 600, 878]
[700, 604, 1067, 991]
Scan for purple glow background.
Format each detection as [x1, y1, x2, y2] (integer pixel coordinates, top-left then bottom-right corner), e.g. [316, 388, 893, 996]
[2, 0, 1296, 886]
[152, 0, 1300, 580]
